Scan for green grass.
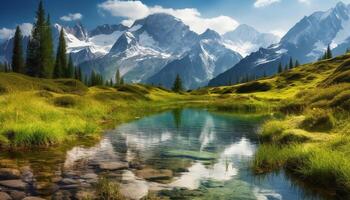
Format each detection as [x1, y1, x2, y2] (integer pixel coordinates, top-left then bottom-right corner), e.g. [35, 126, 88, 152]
[1, 52, 350, 197]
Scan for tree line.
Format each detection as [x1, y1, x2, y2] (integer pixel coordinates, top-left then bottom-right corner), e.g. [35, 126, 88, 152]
[0, 1, 124, 87]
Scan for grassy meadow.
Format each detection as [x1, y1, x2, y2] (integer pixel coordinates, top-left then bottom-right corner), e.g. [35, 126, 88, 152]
[0, 52, 350, 197]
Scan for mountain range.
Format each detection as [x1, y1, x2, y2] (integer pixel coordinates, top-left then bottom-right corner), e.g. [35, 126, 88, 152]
[209, 2, 350, 86]
[2, 2, 350, 89]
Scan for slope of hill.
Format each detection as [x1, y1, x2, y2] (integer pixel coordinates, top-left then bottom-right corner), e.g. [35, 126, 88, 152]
[203, 52, 350, 197]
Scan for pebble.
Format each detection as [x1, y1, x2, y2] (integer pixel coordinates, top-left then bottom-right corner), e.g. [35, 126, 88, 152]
[23, 197, 46, 200]
[0, 192, 12, 200]
[8, 190, 26, 200]
[0, 180, 27, 190]
[0, 168, 21, 179]
[80, 173, 98, 180]
[99, 162, 129, 171]
[60, 178, 78, 185]
[34, 182, 59, 195]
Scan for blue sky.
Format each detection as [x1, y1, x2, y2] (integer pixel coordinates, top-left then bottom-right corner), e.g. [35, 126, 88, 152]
[0, 0, 349, 40]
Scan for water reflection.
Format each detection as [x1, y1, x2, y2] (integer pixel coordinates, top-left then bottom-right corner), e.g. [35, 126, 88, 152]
[0, 109, 328, 200]
[62, 109, 325, 199]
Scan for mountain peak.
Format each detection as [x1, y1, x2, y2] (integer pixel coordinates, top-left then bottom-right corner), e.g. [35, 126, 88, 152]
[200, 29, 221, 40]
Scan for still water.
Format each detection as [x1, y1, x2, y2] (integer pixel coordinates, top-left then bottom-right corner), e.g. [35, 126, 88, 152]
[0, 109, 328, 199]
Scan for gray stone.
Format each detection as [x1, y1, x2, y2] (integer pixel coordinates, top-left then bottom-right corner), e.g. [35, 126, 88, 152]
[8, 190, 26, 200]
[52, 190, 72, 200]
[136, 168, 173, 181]
[99, 162, 129, 171]
[0, 168, 21, 179]
[0, 192, 12, 200]
[80, 173, 98, 180]
[23, 197, 46, 200]
[34, 182, 59, 195]
[0, 180, 27, 190]
[60, 184, 79, 189]
[60, 178, 78, 185]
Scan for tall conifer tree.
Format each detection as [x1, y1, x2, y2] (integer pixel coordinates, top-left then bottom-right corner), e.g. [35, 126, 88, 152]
[12, 26, 25, 73]
[53, 29, 67, 78]
[26, 1, 54, 78]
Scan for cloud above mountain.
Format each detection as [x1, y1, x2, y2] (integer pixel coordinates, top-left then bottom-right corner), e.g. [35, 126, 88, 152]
[60, 13, 83, 21]
[0, 23, 32, 40]
[254, 0, 281, 8]
[97, 0, 239, 34]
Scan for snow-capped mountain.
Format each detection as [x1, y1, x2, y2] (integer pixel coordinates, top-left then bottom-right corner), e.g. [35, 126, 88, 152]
[209, 2, 350, 87]
[80, 13, 242, 88]
[223, 24, 280, 57]
[54, 23, 126, 64]
[147, 29, 242, 89]
[89, 24, 128, 37]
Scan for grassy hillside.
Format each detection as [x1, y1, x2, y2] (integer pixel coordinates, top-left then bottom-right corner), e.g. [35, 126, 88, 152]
[0, 73, 197, 148]
[214, 54, 350, 197]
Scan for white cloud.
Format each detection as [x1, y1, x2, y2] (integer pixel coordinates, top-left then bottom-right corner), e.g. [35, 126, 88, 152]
[254, 0, 281, 8]
[19, 23, 33, 36]
[298, 0, 311, 4]
[270, 29, 286, 38]
[98, 0, 239, 34]
[60, 13, 83, 21]
[0, 23, 33, 40]
[0, 28, 14, 40]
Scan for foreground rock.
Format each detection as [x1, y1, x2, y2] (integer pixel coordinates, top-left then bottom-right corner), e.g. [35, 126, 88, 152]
[136, 168, 173, 181]
[0, 168, 21, 179]
[23, 197, 46, 200]
[0, 192, 12, 200]
[0, 180, 27, 190]
[99, 162, 129, 171]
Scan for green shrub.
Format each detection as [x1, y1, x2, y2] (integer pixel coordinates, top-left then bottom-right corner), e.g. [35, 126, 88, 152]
[300, 109, 335, 132]
[279, 101, 305, 114]
[236, 81, 272, 93]
[259, 120, 286, 141]
[278, 129, 310, 144]
[36, 90, 53, 98]
[330, 91, 350, 110]
[0, 85, 7, 94]
[53, 96, 77, 107]
[96, 177, 124, 200]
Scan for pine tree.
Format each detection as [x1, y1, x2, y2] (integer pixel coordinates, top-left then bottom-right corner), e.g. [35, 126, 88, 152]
[172, 74, 183, 92]
[115, 69, 121, 86]
[42, 14, 54, 77]
[53, 28, 67, 78]
[75, 66, 83, 81]
[120, 77, 124, 85]
[326, 44, 332, 59]
[295, 60, 300, 67]
[289, 57, 293, 69]
[26, 1, 54, 78]
[12, 26, 25, 73]
[66, 54, 75, 78]
[278, 62, 283, 73]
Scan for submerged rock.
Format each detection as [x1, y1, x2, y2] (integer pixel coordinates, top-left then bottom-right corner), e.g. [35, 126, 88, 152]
[0, 180, 27, 190]
[23, 197, 46, 200]
[136, 168, 173, 181]
[99, 162, 129, 171]
[34, 182, 59, 195]
[0, 192, 12, 200]
[8, 190, 26, 200]
[0, 168, 21, 179]
[80, 173, 98, 180]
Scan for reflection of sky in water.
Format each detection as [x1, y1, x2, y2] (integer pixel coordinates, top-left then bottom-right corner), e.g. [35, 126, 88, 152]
[62, 109, 325, 200]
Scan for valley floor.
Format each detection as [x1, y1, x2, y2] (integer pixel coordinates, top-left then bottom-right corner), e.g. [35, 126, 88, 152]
[0, 53, 349, 198]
